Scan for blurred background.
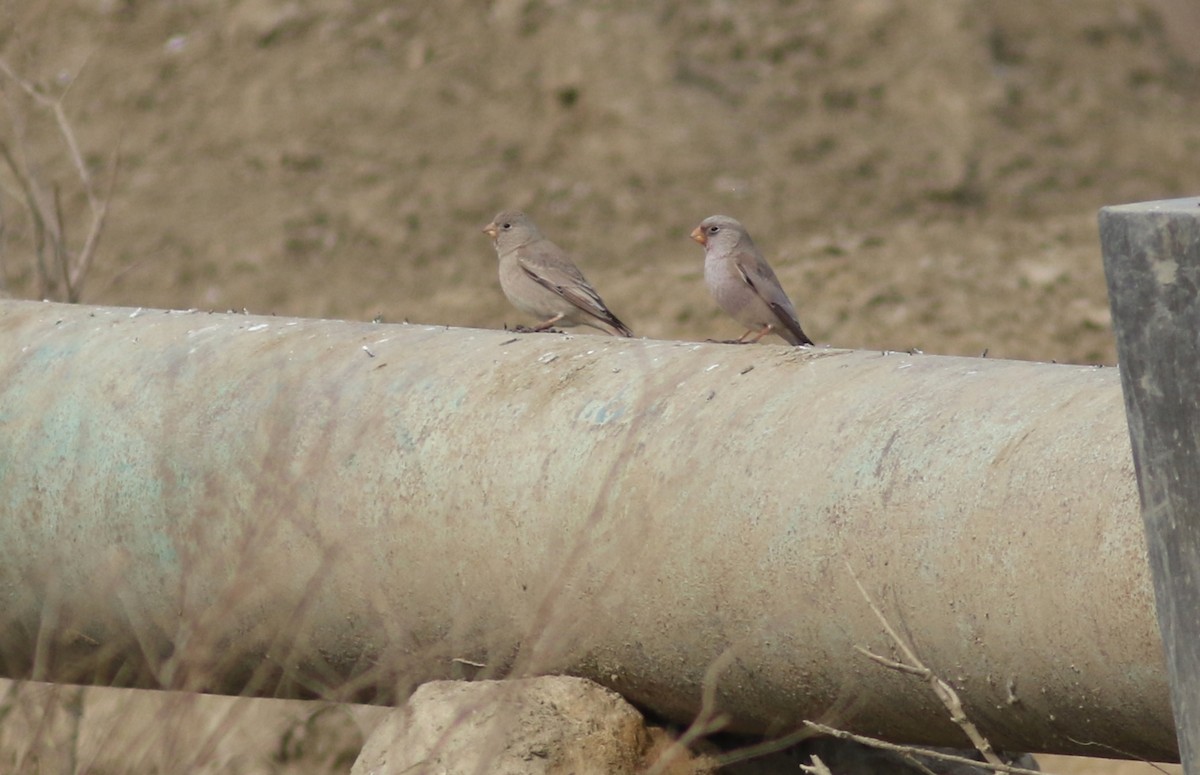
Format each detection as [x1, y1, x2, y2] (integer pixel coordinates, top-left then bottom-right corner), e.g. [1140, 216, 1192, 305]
[1, 0, 1197, 771]
[3, 0, 1198, 363]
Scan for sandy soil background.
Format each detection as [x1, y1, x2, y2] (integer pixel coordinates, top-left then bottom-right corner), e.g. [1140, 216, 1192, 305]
[1, 0, 1197, 771]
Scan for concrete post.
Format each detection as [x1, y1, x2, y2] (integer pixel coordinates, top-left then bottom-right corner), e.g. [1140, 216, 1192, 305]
[1101, 196, 1200, 773]
[0, 299, 1172, 759]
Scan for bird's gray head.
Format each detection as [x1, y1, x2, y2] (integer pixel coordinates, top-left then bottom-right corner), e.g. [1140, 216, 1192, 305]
[690, 214, 753, 255]
[483, 210, 542, 254]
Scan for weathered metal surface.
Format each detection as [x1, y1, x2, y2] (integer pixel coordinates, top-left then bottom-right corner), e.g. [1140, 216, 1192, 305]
[0, 299, 1170, 758]
[1102, 196, 1200, 772]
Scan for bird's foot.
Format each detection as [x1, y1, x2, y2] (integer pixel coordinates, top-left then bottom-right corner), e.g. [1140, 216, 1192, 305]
[705, 338, 754, 345]
[506, 324, 567, 334]
[506, 324, 565, 334]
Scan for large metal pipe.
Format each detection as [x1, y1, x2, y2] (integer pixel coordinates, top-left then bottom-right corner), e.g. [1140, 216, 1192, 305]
[0, 299, 1170, 759]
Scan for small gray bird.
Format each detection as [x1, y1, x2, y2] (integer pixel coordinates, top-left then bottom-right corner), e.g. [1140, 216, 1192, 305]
[691, 215, 813, 346]
[483, 211, 633, 337]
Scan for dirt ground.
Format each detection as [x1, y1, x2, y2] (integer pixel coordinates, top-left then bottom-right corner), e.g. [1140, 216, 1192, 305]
[1, 0, 1198, 771]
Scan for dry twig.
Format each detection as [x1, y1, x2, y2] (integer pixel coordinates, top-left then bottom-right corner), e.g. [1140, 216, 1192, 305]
[0, 58, 119, 302]
[799, 752, 834, 775]
[844, 559, 1005, 767]
[803, 721, 1044, 775]
[1062, 736, 1174, 774]
[900, 753, 941, 775]
[645, 648, 734, 775]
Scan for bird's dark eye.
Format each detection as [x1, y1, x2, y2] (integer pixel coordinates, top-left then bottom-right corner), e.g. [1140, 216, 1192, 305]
[708, 225, 720, 234]
[502, 222, 512, 230]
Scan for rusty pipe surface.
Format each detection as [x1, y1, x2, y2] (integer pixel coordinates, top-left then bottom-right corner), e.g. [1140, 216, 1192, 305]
[0, 300, 1170, 758]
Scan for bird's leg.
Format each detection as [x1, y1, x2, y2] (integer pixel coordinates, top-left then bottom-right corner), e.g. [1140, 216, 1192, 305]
[706, 329, 762, 344]
[747, 325, 773, 343]
[720, 329, 760, 344]
[532, 313, 566, 332]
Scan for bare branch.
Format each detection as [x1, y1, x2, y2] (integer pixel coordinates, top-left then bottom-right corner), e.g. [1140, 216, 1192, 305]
[645, 648, 734, 775]
[53, 183, 72, 299]
[845, 559, 1005, 767]
[0, 139, 54, 297]
[854, 644, 926, 675]
[0, 59, 96, 201]
[800, 753, 834, 775]
[67, 144, 118, 301]
[900, 752, 943, 775]
[0, 58, 118, 302]
[803, 722, 1044, 775]
[1062, 736, 1175, 774]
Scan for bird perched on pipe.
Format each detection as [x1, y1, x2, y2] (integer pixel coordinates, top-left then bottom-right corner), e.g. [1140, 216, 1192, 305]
[691, 215, 813, 346]
[483, 210, 634, 337]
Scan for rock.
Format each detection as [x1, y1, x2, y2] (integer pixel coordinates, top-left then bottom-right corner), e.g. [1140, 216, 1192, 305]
[351, 676, 716, 775]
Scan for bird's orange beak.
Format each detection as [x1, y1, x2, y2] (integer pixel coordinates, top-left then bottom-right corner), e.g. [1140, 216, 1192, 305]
[482, 222, 498, 239]
[690, 225, 707, 245]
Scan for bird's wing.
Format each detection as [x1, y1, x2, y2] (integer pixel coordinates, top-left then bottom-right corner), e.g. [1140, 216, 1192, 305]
[518, 244, 633, 336]
[733, 249, 813, 345]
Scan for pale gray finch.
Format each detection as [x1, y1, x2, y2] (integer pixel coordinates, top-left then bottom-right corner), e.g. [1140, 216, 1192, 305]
[483, 210, 634, 337]
[690, 215, 813, 346]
